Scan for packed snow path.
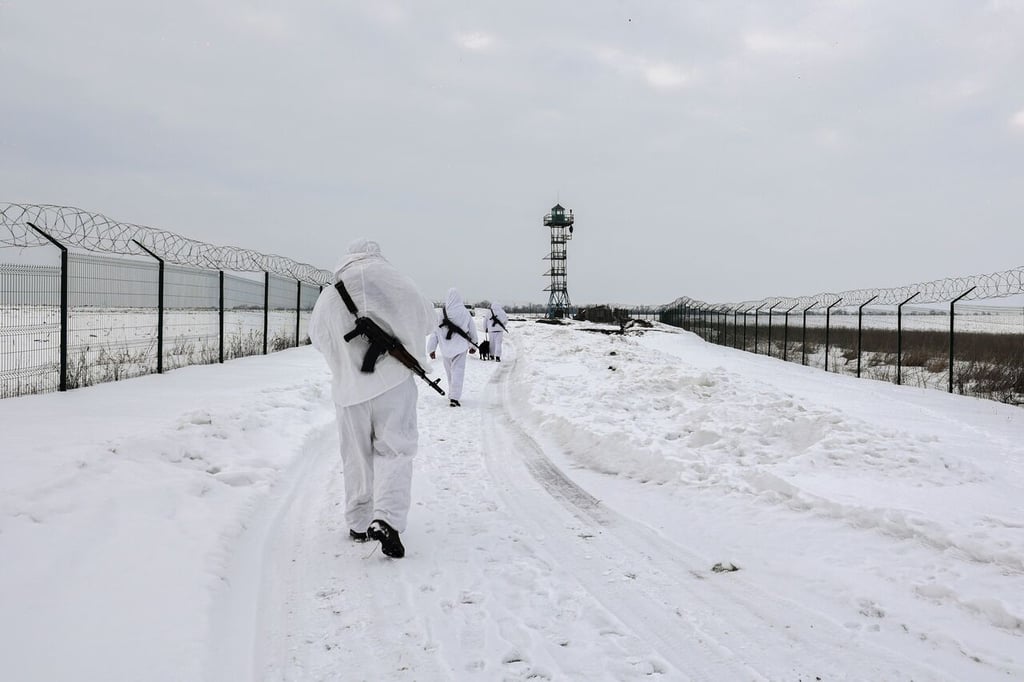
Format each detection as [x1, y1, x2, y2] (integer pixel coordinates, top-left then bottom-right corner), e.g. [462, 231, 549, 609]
[206, 326, 1021, 680]
[3, 319, 1023, 680]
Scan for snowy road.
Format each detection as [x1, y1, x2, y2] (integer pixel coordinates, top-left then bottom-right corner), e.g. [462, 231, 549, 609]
[205, 330, 1011, 680]
[212, 348, 679, 680]
[4, 318, 1023, 680]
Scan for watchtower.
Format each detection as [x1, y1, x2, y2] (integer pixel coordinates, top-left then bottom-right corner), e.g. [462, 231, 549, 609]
[543, 203, 575, 318]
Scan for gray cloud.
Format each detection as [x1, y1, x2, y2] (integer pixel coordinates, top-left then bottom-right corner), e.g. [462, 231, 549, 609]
[2, 1, 1023, 306]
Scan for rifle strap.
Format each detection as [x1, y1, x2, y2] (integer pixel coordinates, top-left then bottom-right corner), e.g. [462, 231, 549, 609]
[441, 307, 455, 340]
[334, 279, 381, 372]
[334, 279, 359, 316]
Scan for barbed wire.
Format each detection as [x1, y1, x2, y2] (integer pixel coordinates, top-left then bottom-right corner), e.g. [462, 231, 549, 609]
[665, 266, 1024, 312]
[1, 203, 332, 285]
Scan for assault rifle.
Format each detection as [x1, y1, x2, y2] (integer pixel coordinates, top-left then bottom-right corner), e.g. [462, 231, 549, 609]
[335, 281, 445, 396]
[440, 308, 479, 350]
[488, 310, 508, 333]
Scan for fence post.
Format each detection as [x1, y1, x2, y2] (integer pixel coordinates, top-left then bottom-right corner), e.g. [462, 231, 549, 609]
[754, 304, 766, 354]
[131, 239, 165, 374]
[949, 287, 976, 393]
[856, 295, 879, 379]
[219, 271, 225, 363]
[767, 304, 779, 358]
[27, 222, 68, 391]
[783, 303, 798, 362]
[294, 280, 301, 348]
[896, 292, 919, 385]
[742, 308, 748, 351]
[801, 303, 815, 366]
[263, 272, 270, 355]
[732, 308, 739, 348]
[753, 306, 759, 353]
[825, 298, 843, 372]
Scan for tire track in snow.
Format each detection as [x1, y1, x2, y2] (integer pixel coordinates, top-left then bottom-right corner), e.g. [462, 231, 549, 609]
[486, 352, 955, 682]
[205, 419, 338, 680]
[207, 417, 450, 681]
[412, 353, 677, 679]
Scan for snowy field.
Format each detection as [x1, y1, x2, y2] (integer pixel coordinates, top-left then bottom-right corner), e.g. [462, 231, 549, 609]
[759, 309, 1024, 333]
[1, 316, 1023, 680]
[1, 307, 304, 395]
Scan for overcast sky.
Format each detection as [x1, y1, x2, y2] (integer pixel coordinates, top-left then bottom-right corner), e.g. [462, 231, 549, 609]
[2, 1, 1023, 306]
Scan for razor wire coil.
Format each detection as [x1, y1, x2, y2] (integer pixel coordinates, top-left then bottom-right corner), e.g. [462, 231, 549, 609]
[666, 266, 1024, 312]
[1, 203, 332, 285]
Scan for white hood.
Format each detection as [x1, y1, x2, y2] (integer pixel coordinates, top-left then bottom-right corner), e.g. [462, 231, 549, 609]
[485, 302, 509, 332]
[309, 239, 437, 406]
[427, 287, 479, 358]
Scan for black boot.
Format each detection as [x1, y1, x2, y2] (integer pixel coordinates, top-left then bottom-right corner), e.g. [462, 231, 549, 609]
[449, 398, 461, 407]
[367, 519, 405, 558]
[349, 528, 368, 542]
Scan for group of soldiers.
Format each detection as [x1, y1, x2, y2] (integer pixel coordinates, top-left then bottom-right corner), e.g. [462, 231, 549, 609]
[427, 287, 508, 408]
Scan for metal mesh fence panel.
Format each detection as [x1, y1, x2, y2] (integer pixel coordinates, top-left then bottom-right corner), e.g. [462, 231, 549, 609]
[895, 306, 952, 392]
[165, 265, 219, 370]
[297, 283, 320, 345]
[0, 261, 61, 397]
[854, 305, 897, 382]
[951, 305, 1024, 404]
[267, 275, 296, 351]
[223, 273, 265, 361]
[67, 253, 158, 388]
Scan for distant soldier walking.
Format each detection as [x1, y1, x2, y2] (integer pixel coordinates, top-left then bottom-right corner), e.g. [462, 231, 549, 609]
[484, 302, 509, 362]
[427, 288, 478, 407]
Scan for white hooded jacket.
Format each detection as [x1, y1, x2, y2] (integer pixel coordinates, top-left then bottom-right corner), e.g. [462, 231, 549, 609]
[427, 288, 479, 359]
[308, 239, 436, 407]
[484, 302, 509, 334]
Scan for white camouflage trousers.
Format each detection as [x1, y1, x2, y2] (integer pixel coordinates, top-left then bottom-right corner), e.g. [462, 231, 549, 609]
[442, 351, 468, 400]
[488, 331, 503, 359]
[334, 375, 418, 534]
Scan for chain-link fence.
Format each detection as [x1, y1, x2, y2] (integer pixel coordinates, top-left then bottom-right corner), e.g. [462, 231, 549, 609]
[662, 269, 1024, 405]
[1, 203, 330, 398]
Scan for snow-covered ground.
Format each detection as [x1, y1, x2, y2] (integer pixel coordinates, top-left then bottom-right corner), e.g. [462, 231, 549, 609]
[1, 316, 1022, 680]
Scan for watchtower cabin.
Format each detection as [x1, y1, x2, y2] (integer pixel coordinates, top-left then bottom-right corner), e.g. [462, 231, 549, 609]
[543, 204, 575, 318]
